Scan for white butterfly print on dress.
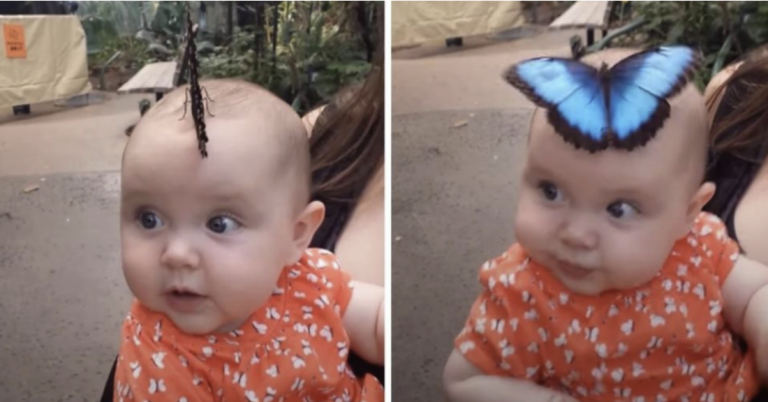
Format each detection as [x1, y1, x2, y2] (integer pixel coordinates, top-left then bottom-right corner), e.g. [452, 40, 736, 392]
[585, 327, 599, 342]
[153, 320, 162, 343]
[491, 318, 504, 333]
[315, 295, 331, 308]
[245, 390, 259, 402]
[151, 351, 166, 369]
[264, 386, 278, 402]
[129, 361, 141, 379]
[293, 355, 307, 369]
[337, 342, 349, 358]
[148, 378, 166, 394]
[252, 321, 268, 334]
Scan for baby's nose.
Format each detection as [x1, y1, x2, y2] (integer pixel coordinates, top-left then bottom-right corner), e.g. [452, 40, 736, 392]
[160, 235, 201, 270]
[559, 221, 598, 250]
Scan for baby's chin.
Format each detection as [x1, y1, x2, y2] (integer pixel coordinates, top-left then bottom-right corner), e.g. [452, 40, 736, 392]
[548, 266, 655, 297]
[164, 309, 246, 335]
[141, 298, 246, 336]
[548, 270, 609, 296]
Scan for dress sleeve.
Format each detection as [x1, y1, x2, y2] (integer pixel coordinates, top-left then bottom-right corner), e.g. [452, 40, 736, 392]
[306, 249, 354, 316]
[453, 256, 544, 381]
[694, 212, 741, 285]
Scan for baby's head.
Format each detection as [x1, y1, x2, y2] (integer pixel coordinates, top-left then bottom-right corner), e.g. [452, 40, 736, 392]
[120, 79, 324, 334]
[515, 49, 714, 296]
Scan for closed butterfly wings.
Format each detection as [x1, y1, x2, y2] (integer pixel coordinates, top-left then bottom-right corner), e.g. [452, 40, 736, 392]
[504, 46, 701, 151]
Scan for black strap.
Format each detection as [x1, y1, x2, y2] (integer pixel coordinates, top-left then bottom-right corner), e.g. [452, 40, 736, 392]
[100, 357, 117, 402]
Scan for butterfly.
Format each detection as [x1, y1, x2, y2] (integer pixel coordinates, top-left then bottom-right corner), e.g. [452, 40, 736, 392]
[504, 46, 701, 152]
[180, 2, 213, 158]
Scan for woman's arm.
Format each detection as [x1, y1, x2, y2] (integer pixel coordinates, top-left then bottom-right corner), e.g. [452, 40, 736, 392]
[343, 281, 385, 365]
[443, 351, 578, 402]
[721, 255, 768, 381]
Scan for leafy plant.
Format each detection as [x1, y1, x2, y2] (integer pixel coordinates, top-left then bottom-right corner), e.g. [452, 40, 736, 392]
[79, 1, 375, 114]
[198, 28, 255, 80]
[200, 1, 374, 114]
[615, 2, 768, 89]
[77, 1, 147, 51]
[148, 1, 189, 53]
[88, 36, 156, 72]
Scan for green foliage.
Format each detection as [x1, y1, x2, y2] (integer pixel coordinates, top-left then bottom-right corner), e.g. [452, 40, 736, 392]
[198, 28, 255, 80]
[148, 1, 189, 52]
[79, 1, 374, 114]
[616, 2, 768, 89]
[78, 1, 145, 51]
[88, 36, 155, 72]
[80, 1, 179, 71]
[200, 2, 373, 114]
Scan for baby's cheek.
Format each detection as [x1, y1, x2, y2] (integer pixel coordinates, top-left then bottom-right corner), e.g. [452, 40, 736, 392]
[208, 253, 282, 316]
[121, 236, 159, 299]
[515, 202, 548, 251]
[605, 235, 664, 288]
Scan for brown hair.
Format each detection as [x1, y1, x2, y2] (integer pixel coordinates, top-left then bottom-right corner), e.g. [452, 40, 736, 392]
[707, 55, 768, 161]
[703, 51, 768, 236]
[308, 1, 384, 203]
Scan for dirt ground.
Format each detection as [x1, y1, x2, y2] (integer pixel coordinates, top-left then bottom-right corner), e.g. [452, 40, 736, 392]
[0, 92, 151, 401]
[391, 27, 587, 401]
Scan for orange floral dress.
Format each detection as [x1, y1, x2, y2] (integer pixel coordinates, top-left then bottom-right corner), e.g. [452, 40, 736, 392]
[115, 248, 383, 402]
[455, 212, 757, 402]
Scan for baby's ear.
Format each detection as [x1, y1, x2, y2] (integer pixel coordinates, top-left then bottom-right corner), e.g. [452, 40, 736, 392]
[288, 201, 325, 264]
[686, 181, 716, 227]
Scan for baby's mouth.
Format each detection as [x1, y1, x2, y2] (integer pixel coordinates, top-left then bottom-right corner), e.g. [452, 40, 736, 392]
[555, 259, 594, 280]
[169, 289, 203, 298]
[165, 288, 207, 312]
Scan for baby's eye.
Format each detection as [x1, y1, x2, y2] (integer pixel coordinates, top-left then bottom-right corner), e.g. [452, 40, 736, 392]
[607, 201, 639, 219]
[538, 181, 564, 202]
[207, 215, 241, 234]
[138, 211, 164, 230]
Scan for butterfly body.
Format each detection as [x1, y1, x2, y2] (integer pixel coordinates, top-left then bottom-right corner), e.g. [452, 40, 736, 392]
[182, 3, 213, 158]
[505, 46, 701, 152]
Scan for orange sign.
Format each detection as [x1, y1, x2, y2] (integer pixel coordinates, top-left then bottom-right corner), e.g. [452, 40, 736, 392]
[3, 24, 27, 59]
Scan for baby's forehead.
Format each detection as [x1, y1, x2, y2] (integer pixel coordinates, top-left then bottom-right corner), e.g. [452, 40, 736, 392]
[531, 94, 704, 170]
[122, 118, 289, 198]
[129, 84, 305, 160]
[131, 114, 273, 152]
[122, 82, 310, 207]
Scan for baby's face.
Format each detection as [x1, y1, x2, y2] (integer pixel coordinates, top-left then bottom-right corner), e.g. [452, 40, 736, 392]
[515, 109, 704, 296]
[120, 117, 298, 334]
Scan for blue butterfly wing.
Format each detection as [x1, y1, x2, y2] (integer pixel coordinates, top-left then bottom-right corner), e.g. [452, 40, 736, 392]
[505, 58, 609, 150]
[607, 46, 700, 149]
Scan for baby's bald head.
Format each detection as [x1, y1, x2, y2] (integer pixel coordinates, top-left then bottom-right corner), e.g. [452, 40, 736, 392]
[529, 48, 710, 192]
[124, 79, 311, 210]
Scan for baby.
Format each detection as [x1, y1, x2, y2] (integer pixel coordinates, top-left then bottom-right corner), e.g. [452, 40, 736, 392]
[114, 79, 384, 402]
[443, 49, 768, 402]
